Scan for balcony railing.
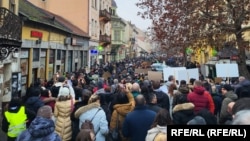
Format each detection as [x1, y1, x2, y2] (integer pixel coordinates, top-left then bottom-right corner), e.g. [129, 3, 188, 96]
[0, 7, 22, 60]
[99, 9, 111, 23]
[99, 34, 111, 44]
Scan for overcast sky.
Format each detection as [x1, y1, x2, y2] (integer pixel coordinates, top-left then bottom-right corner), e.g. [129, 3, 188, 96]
[115, 0, 152, 31]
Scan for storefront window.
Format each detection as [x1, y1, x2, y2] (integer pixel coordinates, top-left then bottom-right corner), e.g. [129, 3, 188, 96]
[33, 48, 39, 61]
[62, 50, 66, 63]
[57, 50, 61, 60]
[49, 49, 55, 64]
[68, 51, 72, 72]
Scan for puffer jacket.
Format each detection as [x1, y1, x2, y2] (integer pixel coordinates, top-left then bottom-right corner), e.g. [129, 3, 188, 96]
[145, 125, 166, 141]
[16, 116, 61, 141]
[187, 86, 210, 113]
[54, 99, 72, 141]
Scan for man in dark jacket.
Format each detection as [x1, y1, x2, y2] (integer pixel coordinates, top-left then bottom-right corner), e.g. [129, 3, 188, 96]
[16, 105, 61, 141]
[122, 94, 156, 141]
[25, 87, 44, 127]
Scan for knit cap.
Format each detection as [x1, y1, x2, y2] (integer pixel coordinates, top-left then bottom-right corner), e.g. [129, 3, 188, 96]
[37, 105, 52, 119]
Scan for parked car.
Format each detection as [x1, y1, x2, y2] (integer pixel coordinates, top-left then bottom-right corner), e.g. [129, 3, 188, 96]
[151, 63, 169, 71]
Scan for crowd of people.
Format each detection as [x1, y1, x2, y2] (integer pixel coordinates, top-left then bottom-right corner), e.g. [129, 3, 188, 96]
[1, 59, 250, 141]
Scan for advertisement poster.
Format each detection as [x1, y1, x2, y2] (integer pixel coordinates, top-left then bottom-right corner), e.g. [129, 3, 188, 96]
[20, 59, 28, 75]
[11, 72, 21, 97]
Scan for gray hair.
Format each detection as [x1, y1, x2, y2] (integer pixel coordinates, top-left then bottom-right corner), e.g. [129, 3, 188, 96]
[232, 110, 250, 125]
[113, 79, 119, 84]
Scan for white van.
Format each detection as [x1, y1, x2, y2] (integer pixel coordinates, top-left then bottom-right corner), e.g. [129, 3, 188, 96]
[151, 63, 168, 71]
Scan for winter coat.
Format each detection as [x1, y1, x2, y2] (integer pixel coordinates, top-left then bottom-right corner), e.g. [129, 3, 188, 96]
[122, 106, 156, 141]
[145, 125, 166, 141]
[75, 102, 109, 141]
[25, 96, 44, 127]
[172, 102, 195, 125]
[187, 86, 211, 113]
[172, 86, 189, 108]
[219, 91, 238, 124]
[16, 116, 61, 141]
[110, 92, 135, 141]
[54, 99, 72, 141]
[203, 91, 215, 114]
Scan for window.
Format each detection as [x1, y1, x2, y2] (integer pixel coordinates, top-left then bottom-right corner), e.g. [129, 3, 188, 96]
[9, 0, 15, 13]
[33, 49, 39, 61]
[114, 30, 120, 41]
[57, 50, 61, 60]
[92, 0, 94, 7]
[95, 20, 97, 36]
[49, 49, 55, 64]
[61, 50, 66, 63]
[95, 0, 97, 9]
[91, 19, 94, 36]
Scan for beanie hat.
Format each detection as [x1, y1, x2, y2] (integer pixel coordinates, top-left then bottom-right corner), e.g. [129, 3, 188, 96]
[187, 116, 206, 125]
[59, 87, 70, 97]
[37, 105, 52, 119]
[222, 84, 233, 91]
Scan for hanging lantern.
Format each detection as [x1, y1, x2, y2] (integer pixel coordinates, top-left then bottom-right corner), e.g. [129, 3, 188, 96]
[212, 49, 217, 56]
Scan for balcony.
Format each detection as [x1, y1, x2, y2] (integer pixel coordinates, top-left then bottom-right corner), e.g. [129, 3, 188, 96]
[99, 34, 111, 46]
[99, 9, 111, 24]
[0, 7, 22, 60]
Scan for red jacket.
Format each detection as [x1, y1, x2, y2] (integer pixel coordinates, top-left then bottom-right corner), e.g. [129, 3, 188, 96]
[203, 91, 215, 114]
[187, 86, 214, 114]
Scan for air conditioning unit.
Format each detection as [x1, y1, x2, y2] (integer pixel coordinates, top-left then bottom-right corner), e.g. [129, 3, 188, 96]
[64, 37, 71, 45]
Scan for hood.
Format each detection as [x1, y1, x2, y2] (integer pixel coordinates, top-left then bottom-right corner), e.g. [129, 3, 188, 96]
[225, 91, 238, 100]
[74, 102, 100, 118]
[28, 117, 55, 138]
[193, 86, 205, 95]
[173, 102, 195, 113]
[146, 125, 166, 140]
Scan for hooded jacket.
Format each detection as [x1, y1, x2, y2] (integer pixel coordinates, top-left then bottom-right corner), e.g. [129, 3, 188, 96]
[75, 103, 109, 141]
[16, 116, 61, 141]
[219, 91, 238, 124]
[187, 86, 210, 113]
[145, 125, 166, 141]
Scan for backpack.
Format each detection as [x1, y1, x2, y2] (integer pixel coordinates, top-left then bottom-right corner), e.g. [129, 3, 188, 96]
[81, 108, 101, 133]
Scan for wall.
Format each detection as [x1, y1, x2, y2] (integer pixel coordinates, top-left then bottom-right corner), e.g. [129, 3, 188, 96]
[29, 0, 89, 34]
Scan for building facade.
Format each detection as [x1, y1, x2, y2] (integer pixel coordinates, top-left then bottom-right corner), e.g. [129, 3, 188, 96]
[0, 0, 22, 106]
[28, 0, 90, 67]
[110, 0, 127, 61]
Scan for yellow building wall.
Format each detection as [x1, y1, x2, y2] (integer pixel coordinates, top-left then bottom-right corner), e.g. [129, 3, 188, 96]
[22, 26, 66, 44]
[22, 25, 66, 84]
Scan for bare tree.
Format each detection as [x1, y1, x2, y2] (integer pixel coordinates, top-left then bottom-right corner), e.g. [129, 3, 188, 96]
[137, 0, 250, 78]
